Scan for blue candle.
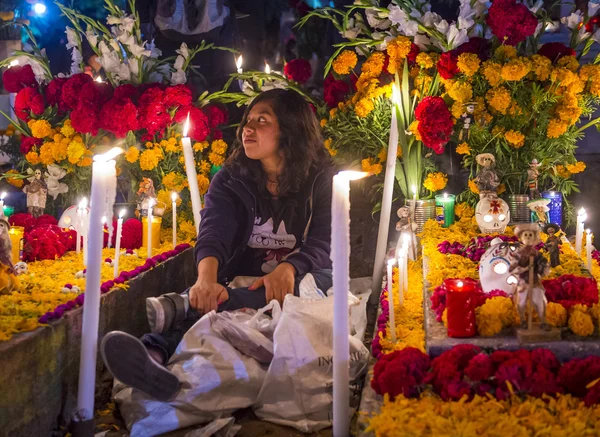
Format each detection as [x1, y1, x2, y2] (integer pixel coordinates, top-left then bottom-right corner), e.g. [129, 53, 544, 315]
[542, 191, 562, 226]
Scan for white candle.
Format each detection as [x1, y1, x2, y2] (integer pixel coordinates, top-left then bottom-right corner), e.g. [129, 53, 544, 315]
[236, 54, 243, 74]
[265, 62, 271, 74]
[331, 170, 368, 437]
[147, 198, 154, 259]
[81, 197, 89, 266]
[397, 246, 404, 307]
[576, 208, 587, 256]
[587, 229, 593, 271]
[402, 233, 409, 293]
[371, 84, 400, 302]
[0, 191, 6, 212]
[76, 147, 122, 423]
[387, 258, 397, 343]
[113, 209, 125, 278]
[172, 192, 177, 249]
[181, 113, 202, 235]
[75, 203, 82, 254]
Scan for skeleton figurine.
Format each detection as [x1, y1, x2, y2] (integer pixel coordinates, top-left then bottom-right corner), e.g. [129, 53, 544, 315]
[0, 213, 18, 295]
[509, 224, 550, 330]
[22, 169, 48, 218]
[527, 159, 541, 200]
[543, 223, 561, 268]
[136, 178, 157, 217]
[474, 153, 500, 198]
[528, 198, 550, 226]
[459, 102, 476, 141]
[396, 206, 418, 260]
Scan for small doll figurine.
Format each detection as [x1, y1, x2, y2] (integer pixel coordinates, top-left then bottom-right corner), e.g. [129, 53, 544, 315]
[0, 212, 19, 295]
[474, 153, 500, 197]
[543, 223, 561, 268]
[527, 159, 541, 200]
[528, 198, 550, 226]
[509, 224, 550, 330]
[396, 206, 418, 260]
[136, 178, 156, 216]
[22, 169, 48, 218]
[459, 102, 476, 141]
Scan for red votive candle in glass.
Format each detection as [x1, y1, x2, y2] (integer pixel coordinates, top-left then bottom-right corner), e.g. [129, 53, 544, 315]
[444, 278, 478, 338]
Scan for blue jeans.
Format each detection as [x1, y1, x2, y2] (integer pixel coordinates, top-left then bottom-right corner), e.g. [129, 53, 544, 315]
[141, 269, 332, 361]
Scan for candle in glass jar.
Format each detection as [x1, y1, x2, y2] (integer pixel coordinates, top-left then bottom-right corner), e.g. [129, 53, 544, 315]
[8, 226, 24, 265]
[435, 193, 456, 228]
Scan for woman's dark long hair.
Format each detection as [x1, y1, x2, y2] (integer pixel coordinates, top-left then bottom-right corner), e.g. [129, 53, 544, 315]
[224, 89, 333, 198]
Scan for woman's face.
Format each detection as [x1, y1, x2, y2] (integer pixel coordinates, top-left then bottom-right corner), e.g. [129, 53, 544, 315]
[242, 101, 281, 161]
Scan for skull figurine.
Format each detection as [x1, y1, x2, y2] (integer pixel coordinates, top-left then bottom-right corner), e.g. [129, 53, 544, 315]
[13, 262, 28, 275]
[478, 237, 521, 294]
[475, 194, 510, 234]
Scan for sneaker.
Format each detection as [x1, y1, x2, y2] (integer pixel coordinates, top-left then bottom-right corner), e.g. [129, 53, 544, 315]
[146, 292, 189, 334]
[100, 331, 180, 402]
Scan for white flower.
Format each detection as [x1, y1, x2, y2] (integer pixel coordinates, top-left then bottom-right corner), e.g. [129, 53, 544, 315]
[148, 39, 162, 58]
[590, 1, 600, 17]
[447, 25, 469, 49]
[366, 9, 391, 29]
[435, 19, 449, 35]
[107, 15, 121, 25]
[372, 32, 395, 49]
[117, 32, 135, 47]
[171, 69, 186, 85]
[562, 11, 584, 29]
[128, 41, 151, 58]
[174, 55, 185, 70]
[120, 16, 135, 33]
[85, 29, 98, 48]
[65, 27, 79, 50]
[261, 79, 287, 91]
[342, 14, 366, 39]
[176, 42, 190, 59]
[388, 4, 419, 35]
[592, 28, 600, 43]
[70, 48, 83, 75]
[413, 33, 432, 50]
[422, 11, 442, 27]
[12, 55, 46, 83]
[458, 0, 476, 29]
[128, 58, 139, 77]
[529, 0, 544, 13]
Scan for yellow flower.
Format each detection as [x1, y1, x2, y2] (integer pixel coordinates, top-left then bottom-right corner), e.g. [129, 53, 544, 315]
[193, 141, 209, 152]
[125, 146, 140, 163]
[210, 139, 228, 155]
[360, 52, 385, 78]
[497, 183, 506, 195]
[580, 64, 600, 96]
[165, 138, 179, 153]
[504, 130, 525, 148]
[25, 151, 40, 165]
[494, 45, 517, 61]
[5, 169, 24, 188]
[208, 151, 225, 167]
[386, 36, 412, 74]
[454, 202, 474, 219]
[198, 160, 212, 175]
[377, 147, 387, 163]
[547, 119, 569, 138]
[546, 302, 567, 327]
[52, 139, 68, 161]
[450, 101, 464, 119]
[329, 108, 338, 119]
[145, 141, 154, 149]
[354, 98, 375, 118]
[77, 150, 93, 167]
[162, 172, 186, 191]
[456, 142, 470, 155]
[416, 52, 434, 69]
[531, 54, 552, 81]
[139, 149, 160, 171]
[409, 120, 421, 141]
[60, 120, 75, 138]
[414, 74, 432, 97]
[482, 61, 503, 87]
[468, 179, 479, 194]
[486, 87, 511, 114]
[156, 189, 181, 211]
[178, 220, 197, 243]
[197, 174, 210, 195]
[423, 172, 448, 192]
[67, 139, 86, 164]
[569, 307, 594, 336]
[332, 50, 357, 75]
[28, 119, 53, 139]
[456, 53, 480, 77]
[324, 138, 337, 157]
[566, 161, 586, 174]
[447, 81, 473, 103]
[500, 57, 530, 81]
[557, 55, 579, 72]
[38, 142, 54, 165]
[320, 118, 327, 128]
[476, 296, 516, 336]
[361, 158, 382, 175]
[554, 164, 571, 179]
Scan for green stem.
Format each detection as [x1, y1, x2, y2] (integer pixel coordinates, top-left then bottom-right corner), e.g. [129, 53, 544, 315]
[576, 117, 600, 134]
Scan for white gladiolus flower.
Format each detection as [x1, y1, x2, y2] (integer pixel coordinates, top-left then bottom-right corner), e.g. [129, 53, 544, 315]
[413, 33, 432, 50]
[174, 55, 185, 70]
[366, 9, 391, 29]
[70, 48, 83, 74]
[589, 1, 600, 17]
[422, 11, 442, 27]
[128, 42, 151, 58]
[176, 43, 190, 59]
[373, 32, 395, 50]
[592, 28, 600, 43]
[435, 19, 450, 35]
[65, 27, 79, 50]
[117, 32, 135, 47]
[148, 40, 162, 58]
[86, 29, 98, 48]
[171, 70, 186, 85]
[562, 11, 584, 29]
[127, 58, 139, 77]
[388, 5, 419, 35]
[120, 16, 135, 33]
[107, 15, 121, 25]
[446, 25, 468, 49]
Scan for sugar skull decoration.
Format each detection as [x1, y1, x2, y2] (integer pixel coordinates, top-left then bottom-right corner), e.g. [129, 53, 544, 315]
[475, 195, 510, 234]
[478, 237, 521, 294]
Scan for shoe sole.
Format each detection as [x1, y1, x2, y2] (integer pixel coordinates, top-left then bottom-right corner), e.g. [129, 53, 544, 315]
[100, 331, 180, 402]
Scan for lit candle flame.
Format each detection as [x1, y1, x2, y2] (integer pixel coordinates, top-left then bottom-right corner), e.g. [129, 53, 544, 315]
[148, 198, 155, 208]
[443, 192, 448, 199]
[171, 192, 178, 202]
[236, 55, 243, 70]
[101, 216, 107, 224]
[391, 83, 400, 105]
[412, 185, 417, 195]
[9, 60, 18, 67]
[79, 197, 88, 209]
[95, 76, 103, 83]
[265, 63, 271, 74]
[0, 192, 6, 201]
[93, 147, 124, 162]
[183, 112, 190, 138]
[119, 209, 126, 219]
[457, 281, 464, 288]
[587, 229, 592, 235]
[337, 170, 370, 181]
[387, 258, 396, 267]
[402, 233, 411, 244]
[579, 208, 586, 215]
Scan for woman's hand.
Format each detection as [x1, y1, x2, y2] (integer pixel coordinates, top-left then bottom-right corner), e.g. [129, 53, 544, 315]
[249, 262, 296, 304]
[189, 278, 229, 313]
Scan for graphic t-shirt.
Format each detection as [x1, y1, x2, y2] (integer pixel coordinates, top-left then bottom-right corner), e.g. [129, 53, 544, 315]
[237, 194, 306, 276]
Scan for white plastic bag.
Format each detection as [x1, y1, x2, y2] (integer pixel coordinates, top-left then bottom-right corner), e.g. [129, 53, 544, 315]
[114, 305, 279, 437]
[253, 295, 370, 432]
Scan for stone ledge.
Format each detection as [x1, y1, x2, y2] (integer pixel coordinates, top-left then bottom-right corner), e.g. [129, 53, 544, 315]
[0, 248, 196, 437]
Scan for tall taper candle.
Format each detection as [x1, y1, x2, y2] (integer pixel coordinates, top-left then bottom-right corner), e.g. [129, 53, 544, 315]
[576, 208, 587, 256]
[370, 84, 400, 303]
[81, 198, 89, 266]
[387, 258, 397, 343]
[147, 198, 154, 259]
[172, 192, 177, 249]
[181, 113, 202, 234]
[76, 147, 122, 426]
[332, 170, 368, 437]
[75, 203, 82, 254]
[0, 191, 6, 212]
[113, 209, 125, 278]
[587, 229, 593, 271]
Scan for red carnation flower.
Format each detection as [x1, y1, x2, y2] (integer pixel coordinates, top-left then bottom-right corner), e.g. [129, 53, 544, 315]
[14, 86, 45, 120]
[407, 43, 420, 64]
[441, 380, 472, 401]
[538, 43, 576, 63]
[323, 74, 351, 108]
[9, 213, 36, 232]
[455, 37, 491, 61]
[585, 382, 600, 406]
[523, 366, 563, 398]
[174, 105, 209, 142]
[138, 86, 165, 107]
[371, 347, 431, 399]
[121, 218, 143, 249]
[60, 73, 93, 111]
[79, 81, 113, 108]
[113, 84, 139, 102]
[45, 78, 68, 111]
[71, 105, 99, 135]
[100, 97, 139, 138]
[465, 353, 494, 381]
[486, 0, 538, 46]
[23, 225, 73, 261]
[531, 348, 560, 372]
[284, 58, 312, 84]
[164, 84, 193, 108]
[20, 136, 42, 155]
[138, 87, 171, 136]
[35, 214, 58, 227]
[414, 96, 454, 154]
[437, 52, 459, 80]
[203, 104, 227, 129]
[558, 356, 600, 397]
[2, 64, 37, 93]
